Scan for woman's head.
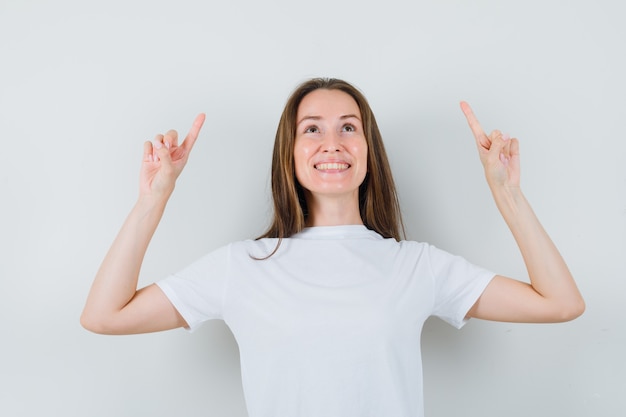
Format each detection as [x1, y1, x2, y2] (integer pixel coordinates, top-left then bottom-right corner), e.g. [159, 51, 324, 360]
[259, 77, 404, 243]
[293, 87, 369, 218]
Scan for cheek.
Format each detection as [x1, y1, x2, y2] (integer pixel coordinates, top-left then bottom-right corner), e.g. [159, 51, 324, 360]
[293, 142, 309, 179]
[351, 139, 368, 168]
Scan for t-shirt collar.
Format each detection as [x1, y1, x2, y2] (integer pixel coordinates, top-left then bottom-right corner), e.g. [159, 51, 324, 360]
[292, 225, 383, 240]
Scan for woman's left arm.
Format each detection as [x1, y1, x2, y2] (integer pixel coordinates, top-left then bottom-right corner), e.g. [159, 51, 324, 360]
[461, 102, 585, 323]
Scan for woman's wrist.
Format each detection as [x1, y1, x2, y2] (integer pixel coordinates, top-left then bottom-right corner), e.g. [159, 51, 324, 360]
[489, 184, 527, 223]
[133, 193, 170, 225]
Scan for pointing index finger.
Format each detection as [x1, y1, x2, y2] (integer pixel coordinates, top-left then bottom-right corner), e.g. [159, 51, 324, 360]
[181, 113, 206, 152]
[460, 101, 490, 150]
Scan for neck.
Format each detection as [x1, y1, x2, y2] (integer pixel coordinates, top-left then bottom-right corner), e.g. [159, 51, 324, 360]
[304, 192, 363, 227]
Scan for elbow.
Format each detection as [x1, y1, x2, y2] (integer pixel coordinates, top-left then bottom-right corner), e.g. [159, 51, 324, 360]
[557, 297, 586, 322]
[571, 297, 586, 320]
[80, 310, 114, 335]
[80, 310, 101, 334]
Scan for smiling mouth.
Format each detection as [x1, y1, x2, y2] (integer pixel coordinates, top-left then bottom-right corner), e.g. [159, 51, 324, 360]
[315, 162, 350, 170]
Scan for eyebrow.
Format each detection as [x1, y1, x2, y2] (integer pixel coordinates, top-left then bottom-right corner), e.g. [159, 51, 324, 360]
[296, 114, 362, 126]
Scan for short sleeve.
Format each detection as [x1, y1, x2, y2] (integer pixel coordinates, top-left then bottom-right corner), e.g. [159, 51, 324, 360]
[427, 245, 495, 329]
[156, 244, 231, 332]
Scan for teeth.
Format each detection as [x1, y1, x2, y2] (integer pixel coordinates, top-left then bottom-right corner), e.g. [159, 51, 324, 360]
[315, 162, 349, 170]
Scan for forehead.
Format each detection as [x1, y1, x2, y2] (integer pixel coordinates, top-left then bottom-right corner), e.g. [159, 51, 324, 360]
[297, 89, 361, 120]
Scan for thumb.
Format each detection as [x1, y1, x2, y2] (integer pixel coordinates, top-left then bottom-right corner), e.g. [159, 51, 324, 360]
[486, 130, 506, 162]
[154, 141, 176, 176]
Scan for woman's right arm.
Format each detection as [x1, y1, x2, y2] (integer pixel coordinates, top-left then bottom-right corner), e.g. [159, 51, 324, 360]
[80, 114, 206, 335]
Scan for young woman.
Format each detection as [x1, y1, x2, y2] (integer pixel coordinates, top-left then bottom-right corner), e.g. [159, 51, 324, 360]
[81, 78, 584, 416]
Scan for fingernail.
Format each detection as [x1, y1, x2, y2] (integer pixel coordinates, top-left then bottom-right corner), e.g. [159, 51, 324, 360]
[154, 141, 163, 149]
[502, 133, 511, 141]
[164, 140, 171, 150]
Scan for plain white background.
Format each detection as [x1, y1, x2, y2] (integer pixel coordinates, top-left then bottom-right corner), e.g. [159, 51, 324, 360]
[1, 0, 624, 416]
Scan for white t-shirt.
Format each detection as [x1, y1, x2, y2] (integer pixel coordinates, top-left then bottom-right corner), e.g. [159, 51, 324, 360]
[157, 225, 495, 417]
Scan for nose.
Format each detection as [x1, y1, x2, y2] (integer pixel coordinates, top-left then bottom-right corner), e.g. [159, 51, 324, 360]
[322, 131, 341, 152]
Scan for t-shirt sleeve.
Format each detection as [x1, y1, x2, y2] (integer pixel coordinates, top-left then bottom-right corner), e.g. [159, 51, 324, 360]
[156, 244, 231, 332]
[427, 244, 495, 329]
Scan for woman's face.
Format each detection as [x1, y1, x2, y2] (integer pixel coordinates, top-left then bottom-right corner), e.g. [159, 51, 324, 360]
[294, 89, 368, 201]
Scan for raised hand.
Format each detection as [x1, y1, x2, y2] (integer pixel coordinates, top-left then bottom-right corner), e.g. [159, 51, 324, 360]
[82, 113, 206, 335]
[140, 113, 206, 198]
[460, 102, 520, 189]
[458, 102, 584, 324]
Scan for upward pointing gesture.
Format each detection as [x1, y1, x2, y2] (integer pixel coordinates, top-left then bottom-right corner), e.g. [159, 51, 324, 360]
[458, 102, 585, 324]
[140, 113, 206, 199]
[460, 102, 520, 189]
[82, 113, 206, 335]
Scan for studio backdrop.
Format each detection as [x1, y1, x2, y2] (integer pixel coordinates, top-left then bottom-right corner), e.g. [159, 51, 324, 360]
[1, 0, 624, 416]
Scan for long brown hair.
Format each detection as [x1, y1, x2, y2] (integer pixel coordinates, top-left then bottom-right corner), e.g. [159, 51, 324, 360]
[257, 78, 405, 254]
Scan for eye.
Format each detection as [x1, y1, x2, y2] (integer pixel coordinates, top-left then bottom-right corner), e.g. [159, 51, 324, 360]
[304, 125, 320, 134]
[342, 124, 356, 132]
